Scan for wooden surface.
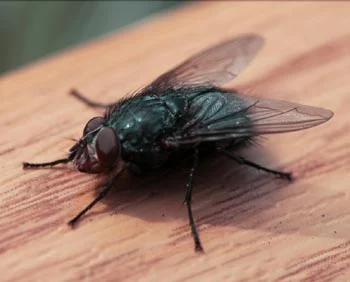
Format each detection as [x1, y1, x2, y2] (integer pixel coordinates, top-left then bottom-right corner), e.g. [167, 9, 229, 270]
[1, 2, 349, 281]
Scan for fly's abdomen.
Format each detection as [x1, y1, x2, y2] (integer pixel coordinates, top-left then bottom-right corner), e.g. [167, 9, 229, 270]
[162, 88, 254, 148]
[181, 90, 252, 135]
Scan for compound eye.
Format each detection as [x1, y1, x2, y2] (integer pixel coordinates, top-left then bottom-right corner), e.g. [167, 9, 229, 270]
[96, 127, 120, 169]
[83, 117, 105, 135]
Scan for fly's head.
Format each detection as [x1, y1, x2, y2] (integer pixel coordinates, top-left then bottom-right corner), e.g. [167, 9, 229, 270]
[69, 117, 121, 173]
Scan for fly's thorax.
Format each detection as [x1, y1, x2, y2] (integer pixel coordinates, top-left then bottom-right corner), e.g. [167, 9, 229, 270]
[108, 94, 188, 141]
[104, 93, 189, 167]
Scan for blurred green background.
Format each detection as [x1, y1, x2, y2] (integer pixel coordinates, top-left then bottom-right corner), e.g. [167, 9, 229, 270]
[0, 1, 181, 75]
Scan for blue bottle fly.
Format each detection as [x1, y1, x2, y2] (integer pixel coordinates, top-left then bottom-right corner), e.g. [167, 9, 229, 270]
[23, 34, 333, 252]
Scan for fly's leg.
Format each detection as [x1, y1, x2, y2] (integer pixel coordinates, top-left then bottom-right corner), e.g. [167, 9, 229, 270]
[23, 150, 76, 169]
[23, 157, 72, 169]
[220, 150, 292, 181]
[70, 89, 115, 108]
[68, 182, 112, 226]
[184, 147, 204, 253]
[68, 167, 125, 226]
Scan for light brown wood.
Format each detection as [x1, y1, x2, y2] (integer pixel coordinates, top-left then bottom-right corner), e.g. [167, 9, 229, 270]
[1, 2, 349, 281]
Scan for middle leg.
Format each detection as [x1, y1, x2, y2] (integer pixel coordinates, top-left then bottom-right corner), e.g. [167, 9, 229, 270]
[184, 147, 204, 252]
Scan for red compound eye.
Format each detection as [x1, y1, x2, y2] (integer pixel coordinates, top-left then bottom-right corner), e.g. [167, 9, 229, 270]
[96, 127, 120, 170]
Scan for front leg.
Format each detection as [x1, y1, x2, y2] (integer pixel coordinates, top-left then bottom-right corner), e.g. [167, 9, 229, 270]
[23, 154, 74, 169]
[68, 166, 126, 226]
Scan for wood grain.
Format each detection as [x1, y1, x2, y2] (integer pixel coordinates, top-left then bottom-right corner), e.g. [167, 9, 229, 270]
[1, 2, 349, 281]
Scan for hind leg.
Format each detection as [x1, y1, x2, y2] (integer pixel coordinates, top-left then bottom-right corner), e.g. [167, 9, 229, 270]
[220, 149, 292, 181]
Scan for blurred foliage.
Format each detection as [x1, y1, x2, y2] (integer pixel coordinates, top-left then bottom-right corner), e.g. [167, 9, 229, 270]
[0, 1, 180, 74]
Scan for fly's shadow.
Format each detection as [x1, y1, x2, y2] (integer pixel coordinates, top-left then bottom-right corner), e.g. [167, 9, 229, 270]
[81, 145, 293, 234]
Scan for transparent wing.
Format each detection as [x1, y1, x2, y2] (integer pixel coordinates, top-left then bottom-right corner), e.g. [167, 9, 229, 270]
[147, 34, 264, 93]
[164, 92, 333, 145]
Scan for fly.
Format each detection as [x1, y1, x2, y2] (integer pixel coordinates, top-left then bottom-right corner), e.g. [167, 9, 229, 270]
[23, 34, 333, 252]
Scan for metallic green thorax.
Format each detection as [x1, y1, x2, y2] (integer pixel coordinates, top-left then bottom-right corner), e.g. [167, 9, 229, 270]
[106, 91, 187, 167]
